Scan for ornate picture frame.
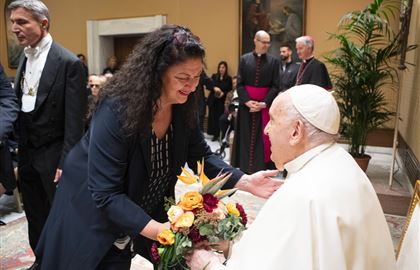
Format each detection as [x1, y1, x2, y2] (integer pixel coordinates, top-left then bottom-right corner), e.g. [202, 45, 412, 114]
[4, 0, 23, 69]
[396, 180, 419, 264]
[240, 0, 306, 56]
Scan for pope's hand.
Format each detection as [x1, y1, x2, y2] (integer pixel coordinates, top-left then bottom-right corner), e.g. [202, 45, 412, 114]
[186, 249, 224, 270]
[236, 170, 284, 199]
[192, 240, 230, 255]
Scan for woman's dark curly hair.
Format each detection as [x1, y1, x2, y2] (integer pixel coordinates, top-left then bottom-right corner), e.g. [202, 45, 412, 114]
[96, 24, 205, 136]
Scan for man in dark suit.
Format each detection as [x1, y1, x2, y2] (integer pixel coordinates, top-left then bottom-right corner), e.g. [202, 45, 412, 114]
[278, 44, 299, 91]
[8, 0, 87, 257]
[0, 63, 19, 214]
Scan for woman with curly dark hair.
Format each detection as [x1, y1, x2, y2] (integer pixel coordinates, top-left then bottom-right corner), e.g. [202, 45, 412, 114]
[34, 25, 281, 270]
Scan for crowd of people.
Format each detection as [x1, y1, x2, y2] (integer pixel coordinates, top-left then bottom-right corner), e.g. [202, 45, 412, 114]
[0, 1, 397, 270]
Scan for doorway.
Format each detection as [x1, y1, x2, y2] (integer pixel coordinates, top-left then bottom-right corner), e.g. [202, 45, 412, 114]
[87, 15, 166, 74]
[114, 35, 145, 68]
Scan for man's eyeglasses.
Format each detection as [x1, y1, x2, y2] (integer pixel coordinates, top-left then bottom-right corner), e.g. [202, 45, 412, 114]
[89, 84, 100, 88]
[174, 75, 200, 85]
[257, 39, 271, 45]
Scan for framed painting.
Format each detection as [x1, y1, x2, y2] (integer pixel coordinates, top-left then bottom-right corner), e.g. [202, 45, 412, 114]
[4, 0, 23, 69]
[396, 180, 419, 268]
[240, 0, 305, 56]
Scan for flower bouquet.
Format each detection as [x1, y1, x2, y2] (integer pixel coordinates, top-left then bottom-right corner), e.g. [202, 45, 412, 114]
[151, 159, 247, 270]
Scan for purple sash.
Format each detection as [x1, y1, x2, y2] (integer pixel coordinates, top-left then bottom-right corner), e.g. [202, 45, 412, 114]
[245, 86, 271, 163]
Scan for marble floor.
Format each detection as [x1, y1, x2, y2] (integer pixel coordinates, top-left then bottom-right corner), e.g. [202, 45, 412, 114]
[0, 136, 409, 270]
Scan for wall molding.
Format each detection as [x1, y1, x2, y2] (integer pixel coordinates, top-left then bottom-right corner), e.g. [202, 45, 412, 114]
[398, 133, 420, 189]
[86, 15, 166, 74]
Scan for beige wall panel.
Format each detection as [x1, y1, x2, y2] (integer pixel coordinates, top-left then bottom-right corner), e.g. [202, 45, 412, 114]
[399, 0, 420, 158]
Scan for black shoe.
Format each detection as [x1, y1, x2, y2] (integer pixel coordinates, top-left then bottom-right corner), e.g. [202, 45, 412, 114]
[27, 262, 39, 270]
[0, 220, 5, 226]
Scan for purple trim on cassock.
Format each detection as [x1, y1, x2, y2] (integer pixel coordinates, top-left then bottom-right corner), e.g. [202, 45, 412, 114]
[245, 85, 271, 162]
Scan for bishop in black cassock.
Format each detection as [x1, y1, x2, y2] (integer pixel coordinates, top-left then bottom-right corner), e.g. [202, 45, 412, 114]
[295, 36, 332, 90]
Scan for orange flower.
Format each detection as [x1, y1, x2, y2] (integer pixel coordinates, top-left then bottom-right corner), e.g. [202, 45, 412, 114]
[174, 211, 195, 228]
[157, 229, 175, 246]
[178, 191, 203, 211]
[226, 202, 240, 217]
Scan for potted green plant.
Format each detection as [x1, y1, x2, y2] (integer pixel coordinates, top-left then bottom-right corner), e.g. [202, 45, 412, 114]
[325, 0, 413, 171]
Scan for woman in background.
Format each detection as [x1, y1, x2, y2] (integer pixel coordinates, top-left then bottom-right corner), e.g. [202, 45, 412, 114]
[207, 61, 232, 141]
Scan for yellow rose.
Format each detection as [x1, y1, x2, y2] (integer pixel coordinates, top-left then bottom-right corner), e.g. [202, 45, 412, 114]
[157, 229, 175, 246]
[167, 205, 184, 224]
[226, 202, 240, 217]
[174, 211, 195, 228]
[178, 191, 203, 211]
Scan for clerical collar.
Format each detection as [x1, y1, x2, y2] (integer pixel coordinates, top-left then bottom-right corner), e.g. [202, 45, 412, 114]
[284, 142, 335, 174]
[303, 56, 314, 63]
[253, 51, 266, 58]
[24, 33, 53, 58]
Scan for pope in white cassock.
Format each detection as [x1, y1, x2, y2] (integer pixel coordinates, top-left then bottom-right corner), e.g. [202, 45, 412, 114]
[187, 84, 396, 270]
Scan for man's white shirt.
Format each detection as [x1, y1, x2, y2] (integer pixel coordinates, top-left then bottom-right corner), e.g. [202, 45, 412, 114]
[21, 33, 52, 112]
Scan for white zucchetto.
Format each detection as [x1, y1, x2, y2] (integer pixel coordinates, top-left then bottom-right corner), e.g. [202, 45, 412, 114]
[288, 84, 340, 134]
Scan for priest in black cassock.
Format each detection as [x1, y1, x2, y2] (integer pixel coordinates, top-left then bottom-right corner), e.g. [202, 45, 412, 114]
[295, 36, 332, 90]
[232, 30, 279, 174]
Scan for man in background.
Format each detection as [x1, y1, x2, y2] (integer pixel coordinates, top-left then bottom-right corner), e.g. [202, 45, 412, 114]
[232, 30, 279, 174]
[278, 44, 299, 91]
[8, 0, 87, 263]
[295, 36, 332, 90]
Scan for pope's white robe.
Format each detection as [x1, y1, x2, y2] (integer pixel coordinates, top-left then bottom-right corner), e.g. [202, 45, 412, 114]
[216, 143, 396, 270]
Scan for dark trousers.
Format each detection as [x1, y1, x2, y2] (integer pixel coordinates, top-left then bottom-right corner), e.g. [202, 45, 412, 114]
[19, 162, 55, 251]
[96, 245, 132, 270]
[0, 140, 16, 192]
[19, 111, 59, 251]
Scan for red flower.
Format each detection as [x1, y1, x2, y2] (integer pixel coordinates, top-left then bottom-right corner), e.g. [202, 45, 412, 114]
[151, 242, 160, 262]
[202, 193, 219, 213]
[188, 226, 207, 244]
[236, 203, 248, 225]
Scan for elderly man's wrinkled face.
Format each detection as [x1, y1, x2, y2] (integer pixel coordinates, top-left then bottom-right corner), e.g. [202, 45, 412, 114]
[296, 42, 312, 60]
[264, 94, 296, 168]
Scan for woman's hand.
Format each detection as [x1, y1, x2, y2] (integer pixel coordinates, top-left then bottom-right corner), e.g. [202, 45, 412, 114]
[140, 220, 170, 240]
[214, 87, 224, 98]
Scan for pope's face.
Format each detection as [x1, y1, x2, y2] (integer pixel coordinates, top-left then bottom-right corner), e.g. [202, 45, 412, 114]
[264, 94, 296, 168]
[161, 58, 203, 105]
[10, 7, 46, 47]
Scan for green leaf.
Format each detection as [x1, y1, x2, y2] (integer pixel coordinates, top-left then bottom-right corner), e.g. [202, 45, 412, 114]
[324, 0, 412, 156]
[198, 223, 215, 236]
